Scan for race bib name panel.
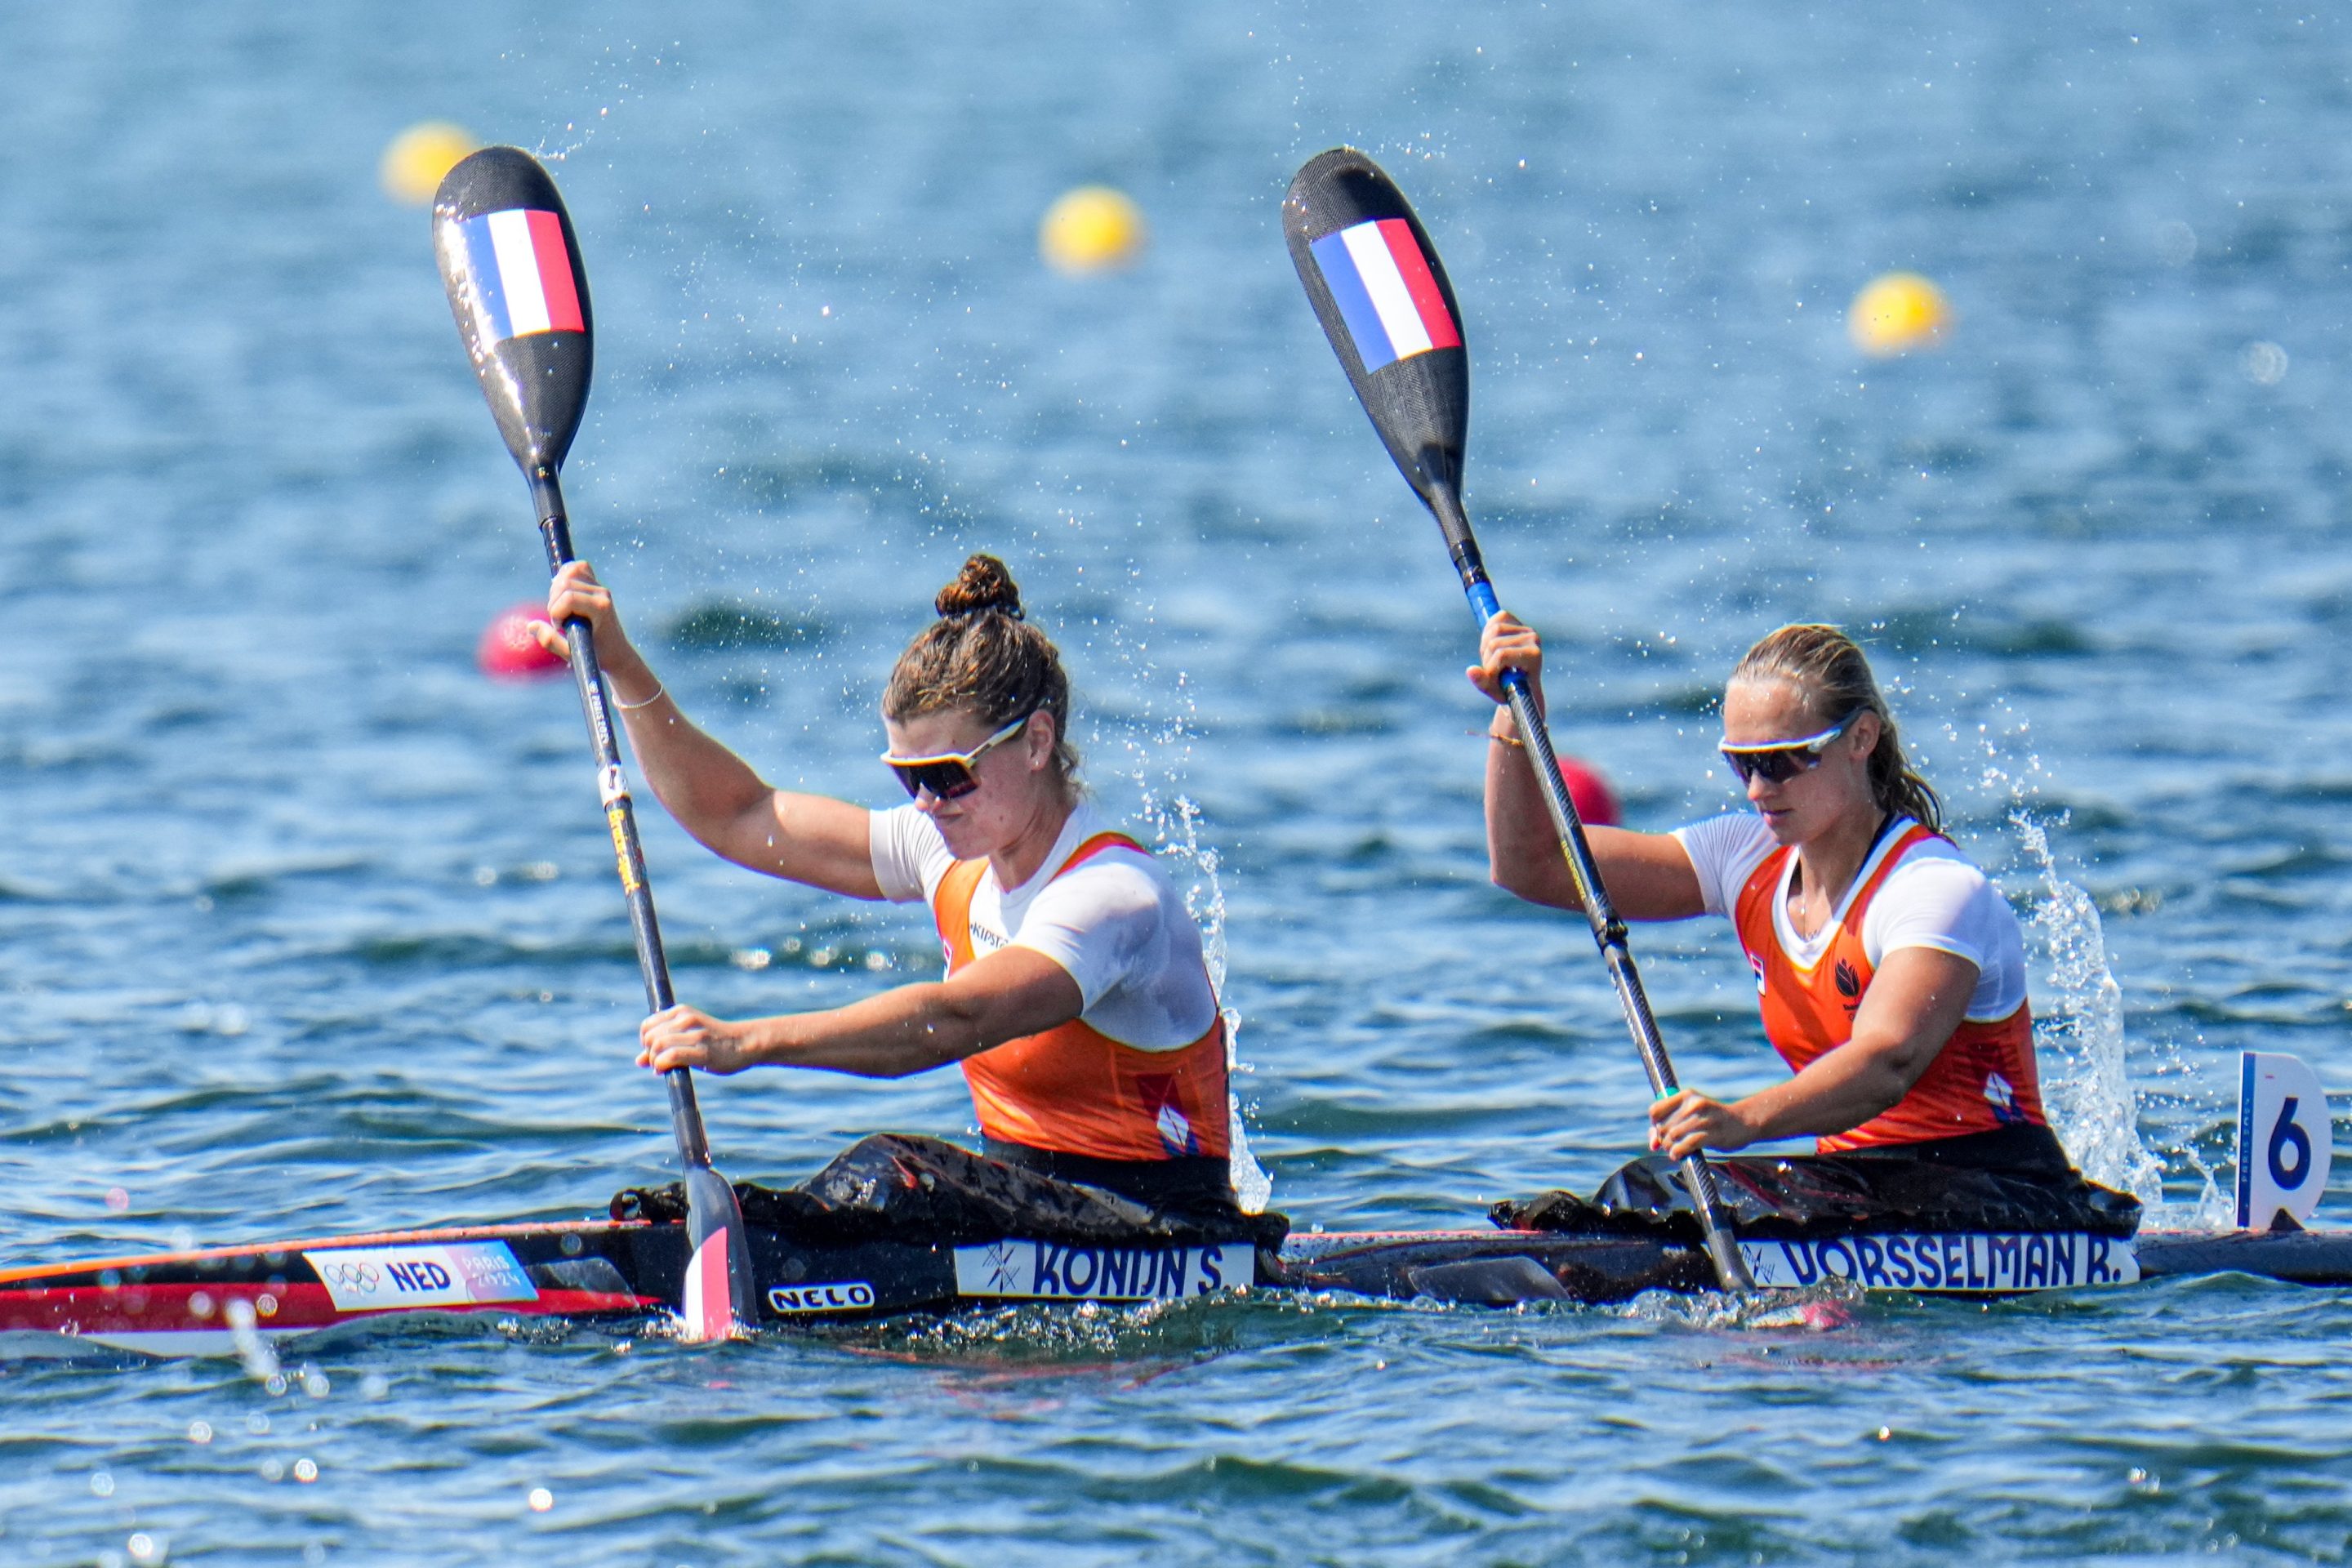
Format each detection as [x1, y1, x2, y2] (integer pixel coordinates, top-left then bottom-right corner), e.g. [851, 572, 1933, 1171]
[1740, 1232, 2139, 1293]
[952, 1240, 1254, 1302]
[303, 1242, 540, 1312]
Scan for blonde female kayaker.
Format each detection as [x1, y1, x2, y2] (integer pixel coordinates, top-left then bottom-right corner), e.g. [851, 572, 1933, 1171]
[1472, 615, 2064, 1173]
[538, 554, 1234, 1210]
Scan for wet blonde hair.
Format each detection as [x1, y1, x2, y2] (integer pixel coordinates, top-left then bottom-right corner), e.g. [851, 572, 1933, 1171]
[1729, 624, 1943, 833]
[883, 555, 1080, 795]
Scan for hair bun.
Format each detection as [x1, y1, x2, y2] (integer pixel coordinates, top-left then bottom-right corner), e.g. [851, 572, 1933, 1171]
[935, 554, 1024, 620]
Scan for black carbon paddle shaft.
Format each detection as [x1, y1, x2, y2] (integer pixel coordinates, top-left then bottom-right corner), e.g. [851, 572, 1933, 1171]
[435, 145, 754, 1331]
[528, 471, 718, 1171]
[1437, 491, 1753, 1292]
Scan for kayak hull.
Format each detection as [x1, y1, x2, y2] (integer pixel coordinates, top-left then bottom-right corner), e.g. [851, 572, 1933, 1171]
[1, 1220, 2343, 1356]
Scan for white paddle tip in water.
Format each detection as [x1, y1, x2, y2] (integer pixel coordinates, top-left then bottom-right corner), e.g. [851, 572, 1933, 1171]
[679, 1227, 742, 1344]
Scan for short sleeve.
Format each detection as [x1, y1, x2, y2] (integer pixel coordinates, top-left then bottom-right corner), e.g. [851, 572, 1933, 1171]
[867, 804, 958, 906]
[1860, 850, 2030, 1020]
[1863, 856, 2002, 969]
[1669, 813, 1777, 917]
[1008, 857, 1165, 1011]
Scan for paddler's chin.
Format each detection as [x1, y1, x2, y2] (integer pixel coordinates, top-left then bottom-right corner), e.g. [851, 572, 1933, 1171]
[922, 800, 1007, 861]
[926, 810, 983, 857]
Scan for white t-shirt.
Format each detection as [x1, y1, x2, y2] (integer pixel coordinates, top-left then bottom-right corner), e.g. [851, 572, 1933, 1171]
[1669, 813, 2029, 1022]
[867, 803, 1218, 1051]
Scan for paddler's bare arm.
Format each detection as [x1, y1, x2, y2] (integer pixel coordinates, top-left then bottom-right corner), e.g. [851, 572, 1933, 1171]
[1470, 611, 1705, 920]
[540, 561, 881, 898]
[635, 947, 1084, 1078]
[1649, 947, 1981, 1158]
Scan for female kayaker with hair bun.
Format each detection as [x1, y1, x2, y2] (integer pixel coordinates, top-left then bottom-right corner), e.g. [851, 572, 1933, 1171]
[1473, 612, 2067, 1173]
[537, 552, 1237, 1211]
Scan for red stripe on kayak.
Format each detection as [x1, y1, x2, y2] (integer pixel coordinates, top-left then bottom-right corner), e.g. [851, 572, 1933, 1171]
[0, 1280, 661, 1337]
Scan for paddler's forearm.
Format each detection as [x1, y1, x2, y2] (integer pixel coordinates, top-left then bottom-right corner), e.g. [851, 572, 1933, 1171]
[742, 985, 1002, 1079]
[728, 948, 1085, 1080]
[1731, 948, 1979, 1143]
[1485, 706, 1584, 908]
[1731, 1031, 1935, 1142]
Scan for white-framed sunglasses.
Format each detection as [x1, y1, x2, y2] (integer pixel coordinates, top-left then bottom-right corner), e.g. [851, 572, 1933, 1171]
[1718, 708, 1866, 784]
[880, 712, 1031, 800]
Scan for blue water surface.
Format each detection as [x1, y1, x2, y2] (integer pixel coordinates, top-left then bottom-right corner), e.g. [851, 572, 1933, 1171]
[4, 2, 2351, 1562]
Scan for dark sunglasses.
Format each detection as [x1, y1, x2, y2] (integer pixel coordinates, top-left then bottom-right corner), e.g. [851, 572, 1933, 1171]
[1719, 708, 1866, 784]
[880, 713, 1030, 800]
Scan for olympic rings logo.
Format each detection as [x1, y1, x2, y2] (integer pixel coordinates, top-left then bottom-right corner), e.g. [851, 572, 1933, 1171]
[318, 1263, 381, 1290]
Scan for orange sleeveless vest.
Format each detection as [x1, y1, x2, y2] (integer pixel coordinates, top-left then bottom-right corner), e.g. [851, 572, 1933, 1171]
[1732, 822, 2046, 1152]
[933, 832, 1230, 1163]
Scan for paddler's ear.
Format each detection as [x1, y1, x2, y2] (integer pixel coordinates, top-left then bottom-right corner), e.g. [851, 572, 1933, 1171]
[1023, 709, 1057, 771]
[1846, 708, 1884, 762]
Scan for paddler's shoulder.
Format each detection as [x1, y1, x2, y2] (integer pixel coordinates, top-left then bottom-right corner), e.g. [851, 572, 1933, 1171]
[1867, 834, 2020, 934]
[1046, 804, 1161, 877]
[1878, 824, 1982, 880]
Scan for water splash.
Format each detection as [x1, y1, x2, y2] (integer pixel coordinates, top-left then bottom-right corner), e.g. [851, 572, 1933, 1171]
[1134, 788, 1275, 1215]
[1624, 1276, 1864, 1333]
[1099, 595, 1274, 1217]
[2009, 810, 2165, 1207]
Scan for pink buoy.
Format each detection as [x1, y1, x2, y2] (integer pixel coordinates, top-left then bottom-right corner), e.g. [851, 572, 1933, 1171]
[1557, 755, 1620, 826]
[477, 602, 567, 679]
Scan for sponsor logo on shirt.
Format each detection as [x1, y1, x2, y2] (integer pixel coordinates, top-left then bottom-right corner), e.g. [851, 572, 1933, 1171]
[1155, 1104, 1197, 1156]
[952, 1240, 1253, 1301]
[304, 1242, 540, 1312]
[969, 920, 1008, 955]
[766, 1281, 875, 1315]
[1740, 1232, 2137, 1292]
[1137, 1073, 1201, 1156]
[1984, 1072, 2025, 1125]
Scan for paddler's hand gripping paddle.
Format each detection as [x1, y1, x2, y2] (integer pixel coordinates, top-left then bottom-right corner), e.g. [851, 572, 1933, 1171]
[433, 147, 757, 1339]
[1283, 148, 1753, 1292]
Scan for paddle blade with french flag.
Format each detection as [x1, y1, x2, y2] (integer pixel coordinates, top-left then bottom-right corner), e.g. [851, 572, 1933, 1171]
[433, 147, 595, 477]
[1285, 149, 1470, 520]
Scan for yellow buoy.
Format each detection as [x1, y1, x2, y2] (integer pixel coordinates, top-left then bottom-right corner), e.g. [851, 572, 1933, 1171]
[381, 122, 481, 207]
[1039, 186, 1147, 275]
[1848, 272, 1953, 357]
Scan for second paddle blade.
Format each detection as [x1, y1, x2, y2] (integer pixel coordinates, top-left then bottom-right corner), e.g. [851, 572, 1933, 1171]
[1284, 149, 1471, 514]
[433, 147, 595, 477]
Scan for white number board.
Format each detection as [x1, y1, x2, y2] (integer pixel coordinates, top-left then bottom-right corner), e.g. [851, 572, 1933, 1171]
[2237, 1052, 2333, 1229]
